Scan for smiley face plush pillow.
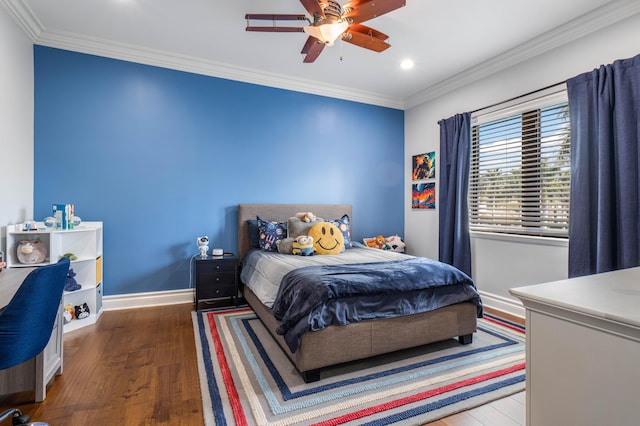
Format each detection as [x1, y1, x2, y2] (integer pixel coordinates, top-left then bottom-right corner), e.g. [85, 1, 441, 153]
[308, 221, 345, 255]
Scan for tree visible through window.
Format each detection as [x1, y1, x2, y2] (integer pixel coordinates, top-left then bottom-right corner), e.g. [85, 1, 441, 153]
[469, 96, 571, 238]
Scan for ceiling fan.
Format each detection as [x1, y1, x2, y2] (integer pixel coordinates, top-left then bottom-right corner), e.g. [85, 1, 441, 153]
[245, 0, 406, 63]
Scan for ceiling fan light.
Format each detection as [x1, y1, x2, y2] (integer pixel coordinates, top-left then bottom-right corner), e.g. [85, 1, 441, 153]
[303, 20, 348, 46]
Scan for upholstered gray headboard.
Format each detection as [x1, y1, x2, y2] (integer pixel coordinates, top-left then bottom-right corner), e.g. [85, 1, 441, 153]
[237, 203, 352, 261]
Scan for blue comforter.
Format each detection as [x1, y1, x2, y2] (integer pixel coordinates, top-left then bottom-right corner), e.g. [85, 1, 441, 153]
[271, 257, 483, 352]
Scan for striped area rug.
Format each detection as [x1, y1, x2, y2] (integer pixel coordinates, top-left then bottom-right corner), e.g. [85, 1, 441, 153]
[192, 307, 525, 426]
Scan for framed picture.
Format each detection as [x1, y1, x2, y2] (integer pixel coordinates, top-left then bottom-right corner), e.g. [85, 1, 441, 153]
[412, 182, 436, 209]
[412, 151, 436, 180]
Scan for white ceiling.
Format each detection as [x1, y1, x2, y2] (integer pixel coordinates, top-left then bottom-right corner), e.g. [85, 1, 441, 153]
[3, 0, 638, 109]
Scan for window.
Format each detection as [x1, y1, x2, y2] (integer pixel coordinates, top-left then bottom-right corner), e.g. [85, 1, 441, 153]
[469, 89, 571, 238]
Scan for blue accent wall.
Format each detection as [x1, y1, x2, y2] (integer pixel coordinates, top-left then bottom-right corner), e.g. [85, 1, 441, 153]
[33, 46, 404, 296]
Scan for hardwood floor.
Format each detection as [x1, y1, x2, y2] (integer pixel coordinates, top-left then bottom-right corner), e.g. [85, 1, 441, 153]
[0, 304, 525, 425]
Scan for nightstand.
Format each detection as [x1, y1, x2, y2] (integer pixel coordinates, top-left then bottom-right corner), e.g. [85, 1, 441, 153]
[193, 254, 238, 309]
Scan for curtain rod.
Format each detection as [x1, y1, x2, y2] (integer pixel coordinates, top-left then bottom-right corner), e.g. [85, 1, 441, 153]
[469, 80, 566, 115]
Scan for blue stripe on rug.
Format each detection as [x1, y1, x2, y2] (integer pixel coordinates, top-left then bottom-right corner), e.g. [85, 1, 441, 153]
[360, 374, 526, 426]
[484, 313, 526, 332]
[197, 310, 227, 426]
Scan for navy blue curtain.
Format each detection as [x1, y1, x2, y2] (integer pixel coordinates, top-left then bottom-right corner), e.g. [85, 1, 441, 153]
[438, 112, 472, 276]
[566, 54, 640, 278]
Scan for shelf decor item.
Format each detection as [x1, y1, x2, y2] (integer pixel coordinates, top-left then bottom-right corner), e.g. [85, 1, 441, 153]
[52, 203, 74, 229]
[197, 236, 209, 258]
[17, 239, 47, 264]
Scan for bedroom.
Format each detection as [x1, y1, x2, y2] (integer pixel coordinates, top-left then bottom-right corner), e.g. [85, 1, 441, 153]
[1, 0, 639, 424]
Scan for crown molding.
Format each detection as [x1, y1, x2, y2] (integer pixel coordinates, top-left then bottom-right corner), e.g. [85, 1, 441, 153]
[404, 0, 640, 109]
[34, 28, 405, 110]
[1, 0, 42, 40]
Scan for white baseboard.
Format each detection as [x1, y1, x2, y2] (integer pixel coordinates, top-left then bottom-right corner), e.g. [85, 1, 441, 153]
[102, 287, 525, 320]
[103, 288, 194, 311]
[479, 290, 525, 318]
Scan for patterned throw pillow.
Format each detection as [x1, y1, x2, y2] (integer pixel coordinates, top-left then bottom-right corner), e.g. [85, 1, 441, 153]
[256, 217, 287, 252]
[329, 214, 353, 249]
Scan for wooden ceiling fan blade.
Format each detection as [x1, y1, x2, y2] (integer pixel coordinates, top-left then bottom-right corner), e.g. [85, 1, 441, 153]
[347, 23, 388, 41]
[245, 14, 307, 21]
[245, 14, 307, 32]
[246, 26, 304, 33]
[343, 0, 406, 24]
[343, 26, 390, 52]
[244, 13, 307, 33]
[299, 0, 325, 18]
[301, 36, 325, 62]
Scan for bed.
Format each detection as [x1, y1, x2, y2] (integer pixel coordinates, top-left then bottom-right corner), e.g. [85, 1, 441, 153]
[237, 203, 482, 382]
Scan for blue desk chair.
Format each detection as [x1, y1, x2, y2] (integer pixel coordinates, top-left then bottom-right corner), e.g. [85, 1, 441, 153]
[0, 257, 70, 426]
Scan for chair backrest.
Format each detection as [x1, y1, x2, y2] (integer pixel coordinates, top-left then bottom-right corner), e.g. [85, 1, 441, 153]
[0, 257, 70, 370]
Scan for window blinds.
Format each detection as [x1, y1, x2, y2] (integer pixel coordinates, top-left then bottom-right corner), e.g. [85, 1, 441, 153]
[469, 93, 571, 238]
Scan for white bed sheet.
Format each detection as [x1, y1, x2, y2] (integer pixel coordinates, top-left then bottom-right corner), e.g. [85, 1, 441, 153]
[240, 244, 412, 307]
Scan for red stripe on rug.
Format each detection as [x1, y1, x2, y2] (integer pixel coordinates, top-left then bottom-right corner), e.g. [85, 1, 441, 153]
[311, 362, 526, 426]
[206, 312, 248, 426]
[483, 316, 526, 334]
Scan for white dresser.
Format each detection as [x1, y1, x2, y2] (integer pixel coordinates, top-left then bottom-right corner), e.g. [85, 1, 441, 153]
[510, 267, 640, 426]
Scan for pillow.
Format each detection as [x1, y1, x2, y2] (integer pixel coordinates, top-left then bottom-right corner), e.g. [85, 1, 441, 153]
[256, 216, 287, 252]
[308, 221, 345, 255]
[329, 214, 353, 249]
[287, 216, 324, 239]
[247, 220, 260, 248]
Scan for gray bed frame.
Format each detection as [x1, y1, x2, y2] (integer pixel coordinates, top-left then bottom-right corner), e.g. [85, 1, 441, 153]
[237, 203, 478, 382]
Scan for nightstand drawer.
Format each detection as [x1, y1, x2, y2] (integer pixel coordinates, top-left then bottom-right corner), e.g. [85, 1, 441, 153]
[196, 268, 235, 283]
[198, 283, 236, 299]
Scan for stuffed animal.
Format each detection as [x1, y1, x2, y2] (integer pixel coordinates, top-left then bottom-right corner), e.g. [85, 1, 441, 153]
[292, 235, 314, 256]
[75, 303, 90, 320]
[16, 239, 47, 264]
[308, 222, 344, 255]
[295, 212, 317, 223]
[365, 235, 390, 250]
[59, 252, 78, 261]
[64, 268, 81, 292]
[63, 304, 75, 323]
[387, 235, 406, 253]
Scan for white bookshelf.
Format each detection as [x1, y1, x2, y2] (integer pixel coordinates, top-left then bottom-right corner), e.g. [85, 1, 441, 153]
[5, 221, 103, 333]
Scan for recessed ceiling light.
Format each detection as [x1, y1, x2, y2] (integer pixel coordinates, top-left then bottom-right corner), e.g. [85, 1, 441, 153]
[400, 59, 414, 70]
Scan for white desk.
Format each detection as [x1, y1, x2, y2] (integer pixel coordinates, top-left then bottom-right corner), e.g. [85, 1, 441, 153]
[510, 267, 640, 426]
[0, 267, 64, 402]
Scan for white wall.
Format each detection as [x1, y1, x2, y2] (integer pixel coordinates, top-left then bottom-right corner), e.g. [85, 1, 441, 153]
[405, 13, 640, 316]
[0, 3, 34, 249]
